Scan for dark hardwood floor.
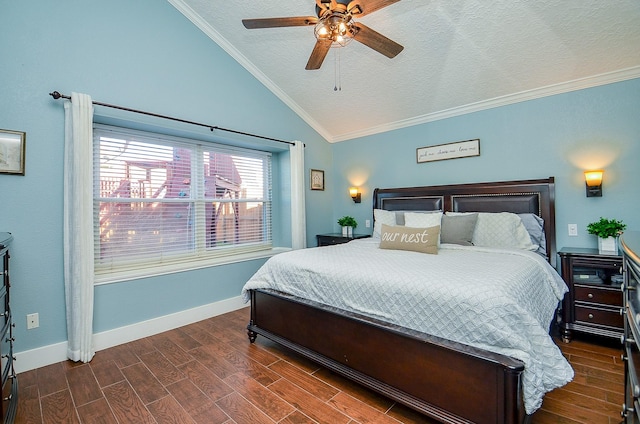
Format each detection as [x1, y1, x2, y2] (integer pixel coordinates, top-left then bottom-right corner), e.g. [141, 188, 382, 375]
[15, 307, 624, 423]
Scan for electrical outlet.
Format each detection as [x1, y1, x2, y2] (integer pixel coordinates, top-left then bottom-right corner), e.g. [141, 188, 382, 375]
[365, 219, 371, 228]
[27, 313, 39, 329]
[568, 224, 578, 236]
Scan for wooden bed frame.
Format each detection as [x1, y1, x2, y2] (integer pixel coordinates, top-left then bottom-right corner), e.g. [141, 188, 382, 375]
[247, 178, 556, 424]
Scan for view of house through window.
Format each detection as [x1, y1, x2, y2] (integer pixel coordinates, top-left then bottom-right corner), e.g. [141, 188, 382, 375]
[93, 125, 272, 276]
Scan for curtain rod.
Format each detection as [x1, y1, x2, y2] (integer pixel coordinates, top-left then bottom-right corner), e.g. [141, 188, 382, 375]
[49, 91, 295, 146]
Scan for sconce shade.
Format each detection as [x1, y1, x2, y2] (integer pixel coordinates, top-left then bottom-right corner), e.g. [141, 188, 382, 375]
[349, 187, 361, 203]
[584, 170, 603, 197]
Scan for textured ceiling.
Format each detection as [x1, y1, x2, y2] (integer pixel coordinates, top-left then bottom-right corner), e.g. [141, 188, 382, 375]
[170, 0, 640, 143]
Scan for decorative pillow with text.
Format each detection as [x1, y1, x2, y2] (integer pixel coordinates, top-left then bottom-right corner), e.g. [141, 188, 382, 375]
[379, 224, 440, 254]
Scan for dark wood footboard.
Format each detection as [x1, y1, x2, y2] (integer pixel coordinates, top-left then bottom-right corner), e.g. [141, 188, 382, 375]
[248, 289, 527, 424]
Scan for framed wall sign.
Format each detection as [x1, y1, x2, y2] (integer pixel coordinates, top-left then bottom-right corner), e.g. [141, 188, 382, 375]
[0, 129, 26, 175]
[310, 169, 324, 191]
[417, 138, 480, 164]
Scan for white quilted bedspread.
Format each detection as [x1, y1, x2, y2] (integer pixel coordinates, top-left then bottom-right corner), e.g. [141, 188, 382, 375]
[242, 238, 574, 414]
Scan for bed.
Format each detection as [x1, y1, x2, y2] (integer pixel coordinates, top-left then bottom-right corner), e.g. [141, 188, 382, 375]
[243, 177, 572, 424]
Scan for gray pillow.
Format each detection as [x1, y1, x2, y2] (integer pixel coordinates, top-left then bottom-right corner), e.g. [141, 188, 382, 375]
[518, 213, 547, 256]
[441, 213, 478, 246]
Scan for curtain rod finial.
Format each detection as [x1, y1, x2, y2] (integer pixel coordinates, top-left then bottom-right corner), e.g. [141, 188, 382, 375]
[50, 91, 62, 99]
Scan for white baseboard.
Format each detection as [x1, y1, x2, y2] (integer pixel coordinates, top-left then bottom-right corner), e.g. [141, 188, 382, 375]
[14, 296, 248, 374]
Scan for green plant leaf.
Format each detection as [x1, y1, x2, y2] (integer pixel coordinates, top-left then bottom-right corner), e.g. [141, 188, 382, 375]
[586, 217, 626, 238]
[337, 215, 357, 228]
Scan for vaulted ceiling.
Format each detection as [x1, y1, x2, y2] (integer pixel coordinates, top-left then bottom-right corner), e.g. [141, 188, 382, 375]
[169, 0, 640, 142]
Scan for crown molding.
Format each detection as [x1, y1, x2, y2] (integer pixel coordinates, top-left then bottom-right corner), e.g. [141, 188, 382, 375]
[168, 0, 333, 142]
[329, 66, 640, 143]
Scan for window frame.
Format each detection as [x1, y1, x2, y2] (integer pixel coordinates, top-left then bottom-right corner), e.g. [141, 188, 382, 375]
[92, 124, 278, 284]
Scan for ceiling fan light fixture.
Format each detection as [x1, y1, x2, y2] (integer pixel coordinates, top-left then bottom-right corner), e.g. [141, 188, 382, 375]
[313, 13, 355, 47]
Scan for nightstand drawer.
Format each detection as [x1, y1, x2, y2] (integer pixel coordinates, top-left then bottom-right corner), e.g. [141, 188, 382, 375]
[573, 257, 622, 270]
[317, 235, 349, 246]
[574, 284, 623, 306]
[316, 233, 370, 247]
[575, 305, 624, 328]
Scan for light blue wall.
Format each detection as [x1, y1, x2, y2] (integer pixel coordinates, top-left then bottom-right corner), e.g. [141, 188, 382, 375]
[331, 79, 640, 251]
[0, 1, 332, 353]
[2, 0, 638, 358]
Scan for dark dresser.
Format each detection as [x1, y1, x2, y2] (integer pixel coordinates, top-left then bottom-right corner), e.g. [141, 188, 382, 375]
[0, 233, 16, 423]
[621, 231, 640, 422]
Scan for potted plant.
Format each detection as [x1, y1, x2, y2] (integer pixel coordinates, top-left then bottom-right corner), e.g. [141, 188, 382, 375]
[586, 217, 626, 254]
[337, 216, 357, 237]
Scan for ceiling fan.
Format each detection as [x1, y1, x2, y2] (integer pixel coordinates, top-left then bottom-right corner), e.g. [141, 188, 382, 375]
[242, 0, 404, 70]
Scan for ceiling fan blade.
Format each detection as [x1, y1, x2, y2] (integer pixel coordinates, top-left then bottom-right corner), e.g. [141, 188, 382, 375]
[316, 0, 344, 17]
[242, 16, 317, 29]
[305, 40, 332, 70]
[315, 0, 337, 8]
[347, 0, 401, 17]
[353, 22, 403, 58]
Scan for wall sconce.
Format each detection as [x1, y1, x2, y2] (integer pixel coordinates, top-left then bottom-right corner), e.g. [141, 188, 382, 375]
[584, 170, 603, 197]
[349, 187, 361, 203]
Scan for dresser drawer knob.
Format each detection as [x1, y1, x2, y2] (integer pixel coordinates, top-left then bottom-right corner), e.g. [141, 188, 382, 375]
[588, 313, 594, 319]
[587, 293, 594, 299]
[634, 384, 640, 398]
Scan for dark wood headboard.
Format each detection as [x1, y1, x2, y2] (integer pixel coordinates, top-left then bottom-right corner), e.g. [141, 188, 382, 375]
[372, 178, 556, 267]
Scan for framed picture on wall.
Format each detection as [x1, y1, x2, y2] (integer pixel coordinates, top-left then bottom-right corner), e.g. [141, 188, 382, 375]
[310, 169, 324, 191]
[416, 138, 480, 164]
[0, 129, 26, 175]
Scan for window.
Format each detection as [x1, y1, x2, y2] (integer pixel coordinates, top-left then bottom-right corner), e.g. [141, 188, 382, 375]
[93, 125, 272, 279]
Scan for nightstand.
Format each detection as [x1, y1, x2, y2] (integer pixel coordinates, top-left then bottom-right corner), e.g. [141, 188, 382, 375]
[559, 247, 624, 343]
[316, 233, 370, 247]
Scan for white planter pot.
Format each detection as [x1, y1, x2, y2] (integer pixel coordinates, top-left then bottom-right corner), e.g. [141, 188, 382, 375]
[342, 226, 353, 237]
[598, 236, 618, 255]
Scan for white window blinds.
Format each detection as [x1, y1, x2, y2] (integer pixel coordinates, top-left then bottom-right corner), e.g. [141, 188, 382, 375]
[93, 125, 272, 277]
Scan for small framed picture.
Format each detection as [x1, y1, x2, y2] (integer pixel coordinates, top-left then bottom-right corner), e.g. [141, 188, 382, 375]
[0, 129, 26, 175]
[310, 169, 324, 191]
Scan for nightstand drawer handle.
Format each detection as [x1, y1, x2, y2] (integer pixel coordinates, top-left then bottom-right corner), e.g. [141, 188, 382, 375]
[588, 313, 594, 319]
[587, 293, 594, 299]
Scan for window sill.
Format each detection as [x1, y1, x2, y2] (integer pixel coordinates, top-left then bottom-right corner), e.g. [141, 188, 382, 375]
[94, 247, 291, 285]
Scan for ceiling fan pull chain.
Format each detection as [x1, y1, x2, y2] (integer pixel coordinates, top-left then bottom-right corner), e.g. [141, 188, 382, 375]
[334, 48, 342, 92]
[338, 48, 342, 91]
[334, 49, 338, 91]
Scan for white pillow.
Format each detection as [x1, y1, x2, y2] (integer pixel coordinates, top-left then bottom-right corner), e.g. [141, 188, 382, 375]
[447, 212, 536, 250]
[404, 211, 443, 246]
[373, 209, 397, 239]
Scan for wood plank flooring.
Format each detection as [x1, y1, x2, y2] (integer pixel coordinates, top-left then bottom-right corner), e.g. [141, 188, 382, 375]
[14, 307, 624, 423]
